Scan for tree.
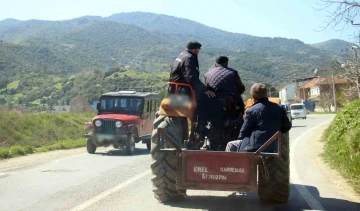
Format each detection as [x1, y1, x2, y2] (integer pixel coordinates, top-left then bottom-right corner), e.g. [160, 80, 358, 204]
[40, 97, 47, 105]
[70, 95, 92, 113]
[317, 0, 360, 41]
[48, 99, 57, 110]
[264, 83, 279, 97]
[7, 95, 13, 110]
[0, 98, 6, 105]
[0, 78, 9, 89]
[316, 0, 360, 98]
[318, 84, 334, 111]
[332, 46, 360, 98]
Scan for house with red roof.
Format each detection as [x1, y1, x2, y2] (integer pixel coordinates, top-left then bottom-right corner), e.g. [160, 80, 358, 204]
[296, 76, 350, 111]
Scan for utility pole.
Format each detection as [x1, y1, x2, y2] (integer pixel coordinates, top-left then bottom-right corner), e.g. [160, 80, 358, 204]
[269, 87, 272, 97]
[302, 78, 306, 102]
[332, 72, 337, 112]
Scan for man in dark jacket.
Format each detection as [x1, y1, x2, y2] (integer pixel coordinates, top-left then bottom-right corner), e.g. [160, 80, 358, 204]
[169, 41, 215, 98]
[169, 41, 229, 130]
[225, 83, 292, 152]
[204, 56, 246, 115]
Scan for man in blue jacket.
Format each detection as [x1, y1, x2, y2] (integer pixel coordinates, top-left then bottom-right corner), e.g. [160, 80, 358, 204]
[225, 83, 292, 152]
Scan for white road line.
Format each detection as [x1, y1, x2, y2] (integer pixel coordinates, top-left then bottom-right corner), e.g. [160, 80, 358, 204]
[70, 170, 151, 211]
[290, 121, 331, 211]
[53, 153, 88, 163]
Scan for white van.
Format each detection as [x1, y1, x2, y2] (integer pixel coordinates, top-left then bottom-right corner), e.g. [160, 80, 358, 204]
[290, 103, 307, 119]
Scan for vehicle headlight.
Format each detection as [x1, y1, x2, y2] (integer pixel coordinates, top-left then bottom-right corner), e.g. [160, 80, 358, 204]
[95, 120, 102, 127]
[115, 121, 122, 128]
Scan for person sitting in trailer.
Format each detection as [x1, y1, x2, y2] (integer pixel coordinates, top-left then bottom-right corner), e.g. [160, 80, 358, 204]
[225, 83, 292, 152]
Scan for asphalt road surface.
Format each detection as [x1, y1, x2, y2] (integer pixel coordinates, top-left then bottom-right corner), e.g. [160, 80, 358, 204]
[1, 114, 360, 211]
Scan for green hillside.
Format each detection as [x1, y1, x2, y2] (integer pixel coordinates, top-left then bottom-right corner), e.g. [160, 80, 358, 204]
[0, 67, 169, 108]
[0, 12, 351, 108]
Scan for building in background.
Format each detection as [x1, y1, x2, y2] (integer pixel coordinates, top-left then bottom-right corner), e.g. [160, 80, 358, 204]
[279, 76, 316, 103]
[296, 77, 349, 112]
[52, 105, 70, 112]
[279, 83, 296, 103]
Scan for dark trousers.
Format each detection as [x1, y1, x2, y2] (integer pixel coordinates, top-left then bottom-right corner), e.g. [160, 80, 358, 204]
[168, 85, 227, 128]
[195, 90, 228, 129]
[237, 98, 245, 115]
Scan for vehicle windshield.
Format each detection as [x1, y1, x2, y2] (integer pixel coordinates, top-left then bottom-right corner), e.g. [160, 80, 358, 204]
[99, 97, 143, 114]
[290, 105, 304, 110]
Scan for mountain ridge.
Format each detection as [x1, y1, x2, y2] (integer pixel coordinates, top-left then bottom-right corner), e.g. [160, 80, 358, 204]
[311, 39, 356, 53]
[1, 12, 350, 45]
[0, 11, 352, 108]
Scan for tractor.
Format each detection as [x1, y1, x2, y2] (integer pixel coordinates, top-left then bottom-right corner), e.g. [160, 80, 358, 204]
[150, 82, 290, 203]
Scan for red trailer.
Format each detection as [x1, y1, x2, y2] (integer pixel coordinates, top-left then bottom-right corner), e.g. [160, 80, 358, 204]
[150, 82, 290, 203]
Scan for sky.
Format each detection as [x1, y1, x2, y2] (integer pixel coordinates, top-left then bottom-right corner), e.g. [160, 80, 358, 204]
[0, 0, 357, 44]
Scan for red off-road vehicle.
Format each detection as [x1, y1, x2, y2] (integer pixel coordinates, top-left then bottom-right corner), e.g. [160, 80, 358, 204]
[150, 82, 290, 203]
[84, 89, 160, 155]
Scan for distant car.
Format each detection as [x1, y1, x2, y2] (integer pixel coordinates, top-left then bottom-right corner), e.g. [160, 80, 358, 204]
[281, 103, 292, 124]
[290, 103, 307, 119]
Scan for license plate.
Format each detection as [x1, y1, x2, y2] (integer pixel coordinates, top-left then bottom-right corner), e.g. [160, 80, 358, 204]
[96, 134, 114, 141]
[177, 150, 257, 192]
[184, 152, 251, 184]
[293, 113, 300, 115]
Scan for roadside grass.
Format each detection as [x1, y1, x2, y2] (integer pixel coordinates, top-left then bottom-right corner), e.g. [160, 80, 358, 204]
[322, 99, 360, 193]
[0, 139, 86, 159]
[309, 111, 337, 114]
[0, 112, 94, 159]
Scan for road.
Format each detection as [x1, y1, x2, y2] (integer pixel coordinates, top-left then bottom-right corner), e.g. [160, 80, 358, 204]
[1, 114, 360, 211]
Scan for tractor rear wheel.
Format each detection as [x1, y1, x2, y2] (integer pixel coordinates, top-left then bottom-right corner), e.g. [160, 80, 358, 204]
[150, 115, 187, 202]
[258, 132, 290, 203]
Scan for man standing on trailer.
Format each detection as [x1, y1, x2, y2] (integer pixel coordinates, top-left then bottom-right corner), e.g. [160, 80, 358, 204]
[204, 56, 246, 140]
[204, 56, 246, 116]
[168, 41, 231, 137]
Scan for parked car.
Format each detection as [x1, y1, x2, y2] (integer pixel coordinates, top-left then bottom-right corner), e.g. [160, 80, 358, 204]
[290, 103, 307, 119]
[281, 103, 292, 124]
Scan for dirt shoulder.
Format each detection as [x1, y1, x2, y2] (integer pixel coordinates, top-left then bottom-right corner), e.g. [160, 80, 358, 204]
[310, 125, 360, 202]
[0, 147, 86, 173]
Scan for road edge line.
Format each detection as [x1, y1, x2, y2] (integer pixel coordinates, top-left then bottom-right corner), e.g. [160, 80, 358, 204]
[290, 121, 331, 211]
[70, 169, 151, 211]
[53, 153, 88, 163]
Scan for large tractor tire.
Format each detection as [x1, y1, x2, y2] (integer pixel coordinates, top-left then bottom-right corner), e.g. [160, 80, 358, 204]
[150, 115, 187, 202]
[258, 132, 290, 203]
